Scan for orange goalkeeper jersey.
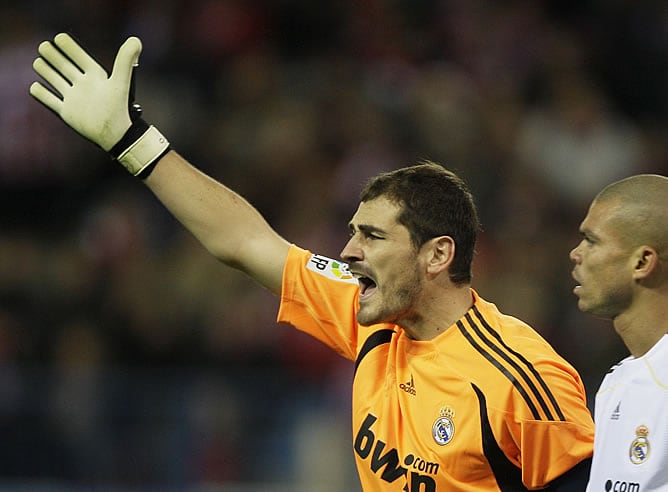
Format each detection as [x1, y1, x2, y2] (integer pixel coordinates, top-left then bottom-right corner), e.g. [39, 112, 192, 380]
[277, 246, 594, 491]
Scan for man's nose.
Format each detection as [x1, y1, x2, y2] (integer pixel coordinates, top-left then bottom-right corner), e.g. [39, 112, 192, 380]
[340, 236, 363, 263]
[569, 243, 581, 263]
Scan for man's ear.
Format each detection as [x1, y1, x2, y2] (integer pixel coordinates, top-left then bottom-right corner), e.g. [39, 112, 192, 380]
[632, 245, 660, 281]
[425, 236, 456, 276]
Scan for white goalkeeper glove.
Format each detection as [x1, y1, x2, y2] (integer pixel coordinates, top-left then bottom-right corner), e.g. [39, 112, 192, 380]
[30, 33, 170, 178]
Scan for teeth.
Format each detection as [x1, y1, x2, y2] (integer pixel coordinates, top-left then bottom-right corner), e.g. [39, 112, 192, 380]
[350, 271, 376, 293]
[352, 273, 372, 284]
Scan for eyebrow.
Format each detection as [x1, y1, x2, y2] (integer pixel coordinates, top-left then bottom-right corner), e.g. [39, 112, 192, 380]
[348, 223, 387, 236]
[580, 227, 599, 241]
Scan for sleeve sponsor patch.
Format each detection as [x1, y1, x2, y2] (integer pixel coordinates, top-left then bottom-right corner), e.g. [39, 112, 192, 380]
[306, 254, 359, 284]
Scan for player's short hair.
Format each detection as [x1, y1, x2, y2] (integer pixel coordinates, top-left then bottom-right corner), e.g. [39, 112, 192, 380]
[360, 161, 480, 284]
[595, 174, 668, 254]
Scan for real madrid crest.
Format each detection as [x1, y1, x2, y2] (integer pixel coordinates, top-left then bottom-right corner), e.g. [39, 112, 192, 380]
[432, 406, 455, 445]
[629, 425, 650, 465]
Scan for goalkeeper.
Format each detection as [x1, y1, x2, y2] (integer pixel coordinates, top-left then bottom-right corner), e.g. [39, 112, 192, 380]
[31, 33, 594, 491]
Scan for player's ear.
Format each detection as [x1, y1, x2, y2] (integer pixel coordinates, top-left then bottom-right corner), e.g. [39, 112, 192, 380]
[425, 236, 455, 276]
[632, 245, 660, 282]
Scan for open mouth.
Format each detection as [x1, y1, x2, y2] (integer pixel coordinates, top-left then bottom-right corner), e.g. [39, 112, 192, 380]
[571, 272, 582, 294]
[356, 275, 377, 299]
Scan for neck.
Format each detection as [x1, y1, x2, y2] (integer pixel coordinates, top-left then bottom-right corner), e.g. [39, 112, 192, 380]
[614, 294, 668, 357]
[401, 285, 474, 341]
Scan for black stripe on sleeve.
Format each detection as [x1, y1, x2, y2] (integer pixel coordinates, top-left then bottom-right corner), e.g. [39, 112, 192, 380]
[462, 312, 556, 421]
[472, 383, 529, 491]
[458, 320, 542, 420]
[471, 306, 566, 421]
[354, 329, 394, 377]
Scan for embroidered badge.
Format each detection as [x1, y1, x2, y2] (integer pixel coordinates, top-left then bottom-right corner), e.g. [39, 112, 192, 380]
[629, 425, 650, 465]
[432, 406, 455, 446]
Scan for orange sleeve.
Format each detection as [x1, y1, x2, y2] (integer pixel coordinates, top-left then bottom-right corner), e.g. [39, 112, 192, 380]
[516, 359, 595, 488]
[277, 245, 361, 361]
[520, 420, 593, 489]
[472, 298, 595, 488]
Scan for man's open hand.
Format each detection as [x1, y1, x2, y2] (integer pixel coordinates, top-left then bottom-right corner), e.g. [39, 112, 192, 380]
[30, 33, 142, 152]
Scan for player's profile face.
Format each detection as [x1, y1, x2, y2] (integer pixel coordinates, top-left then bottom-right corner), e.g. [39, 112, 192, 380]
[341, 197, 424, 326]
[570, 200, 633, 318]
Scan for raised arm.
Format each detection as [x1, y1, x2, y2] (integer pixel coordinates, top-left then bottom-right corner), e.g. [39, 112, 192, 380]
[29, 33, 289, 294]
[143, 151, 289, 294]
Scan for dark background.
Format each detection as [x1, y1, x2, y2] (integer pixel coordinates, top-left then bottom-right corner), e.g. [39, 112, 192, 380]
[1, 0, 666, 490]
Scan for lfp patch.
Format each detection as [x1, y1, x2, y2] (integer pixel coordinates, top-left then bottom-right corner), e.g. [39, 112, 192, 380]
[307, 254, 358, 284]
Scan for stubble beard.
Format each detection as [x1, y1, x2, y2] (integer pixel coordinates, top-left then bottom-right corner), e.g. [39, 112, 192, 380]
[356, 269, 423, 327]
[578, 286, 628, 321]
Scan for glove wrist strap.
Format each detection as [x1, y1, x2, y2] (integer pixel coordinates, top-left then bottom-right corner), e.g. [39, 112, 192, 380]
[110, 119, 170, 178]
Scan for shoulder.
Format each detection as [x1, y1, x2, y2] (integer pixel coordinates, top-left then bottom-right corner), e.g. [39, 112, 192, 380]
[468, 293, 560, 359]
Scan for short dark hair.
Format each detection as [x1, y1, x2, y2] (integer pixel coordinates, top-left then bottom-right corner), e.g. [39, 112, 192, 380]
[360, 161, 480, 284]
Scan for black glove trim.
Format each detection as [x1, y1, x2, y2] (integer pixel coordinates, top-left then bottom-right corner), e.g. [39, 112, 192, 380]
[109, 118, 150, 159]
[136, 146, 171, 180]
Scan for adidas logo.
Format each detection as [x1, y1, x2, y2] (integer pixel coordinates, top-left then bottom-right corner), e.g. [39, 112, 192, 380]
[611, 401, 621, 420]
[400, 375, 417, 395]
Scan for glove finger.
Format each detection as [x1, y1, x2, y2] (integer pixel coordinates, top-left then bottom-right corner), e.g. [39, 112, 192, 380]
[53, 32, 104, 76]
[33, 57, 70, 98]
[110, 37, 142, 87]
[37, 40, 83, 85]
[29, 82, 63, 114]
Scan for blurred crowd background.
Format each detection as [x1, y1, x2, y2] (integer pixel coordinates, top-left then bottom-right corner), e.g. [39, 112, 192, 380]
[1, 0, 667, 490]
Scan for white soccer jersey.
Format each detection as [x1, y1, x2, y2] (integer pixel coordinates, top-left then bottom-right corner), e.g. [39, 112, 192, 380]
[586, 334, 668, 492]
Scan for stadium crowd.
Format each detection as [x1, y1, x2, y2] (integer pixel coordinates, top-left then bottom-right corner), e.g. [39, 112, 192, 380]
[1, 0, 667, 489]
